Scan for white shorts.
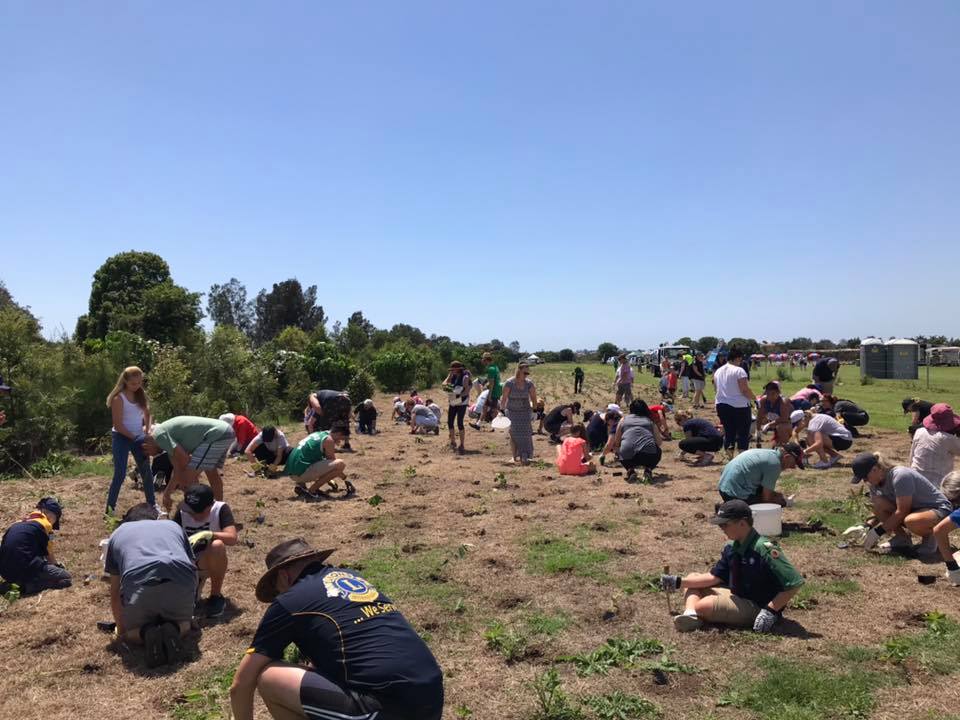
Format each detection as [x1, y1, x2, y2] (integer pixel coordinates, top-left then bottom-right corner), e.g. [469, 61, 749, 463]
[415, 414, 439, 428]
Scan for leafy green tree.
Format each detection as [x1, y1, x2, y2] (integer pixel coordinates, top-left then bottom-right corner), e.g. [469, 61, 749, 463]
[727, 337, 760, 357]
[388, 323, 427, 346]
[675, 337, 695, 348]
[253, 279, 326, 344]
[302, 341, 356, 391]
[207, 278, 253, 334]
[271, 326, 311, 353]
[371, 350, 417, 392]
[73, 252, 200, 345]
[558, 348, 575, 362]
[695, 336, 720, 353]
[597, 342, 619, 361]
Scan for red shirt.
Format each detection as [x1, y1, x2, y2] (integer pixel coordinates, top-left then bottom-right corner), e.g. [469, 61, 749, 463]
[648, 405, 666, 422]
[233, 415, 259, 448]
[667, 372, 678, 390]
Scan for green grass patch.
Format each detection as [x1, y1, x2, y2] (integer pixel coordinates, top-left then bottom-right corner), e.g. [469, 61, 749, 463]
[789, 579, 860, 610]
[483, 621, 530, 663]
[525, 611, 571, 637]
[880, 611, 960, 674]
[27, 451, 112, 478]
[720, 656, 884, 720]
[618, 571, 661, 595]
[170, 665, 235, 720]
[355, 545, 464, 611]
[582, 692, 661, 719]
[526, 534, 609, 577]
[801, 496, 870, 535]
[565, 637, 695, 677]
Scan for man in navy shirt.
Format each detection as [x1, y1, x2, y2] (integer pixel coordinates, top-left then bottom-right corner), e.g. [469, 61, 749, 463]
[230, 538, 443, 720]
[660, 500, 804, 633]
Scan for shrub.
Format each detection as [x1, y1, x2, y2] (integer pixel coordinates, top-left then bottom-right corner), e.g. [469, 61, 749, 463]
[303, 342, 357, 390]
[860, 374, 875, 386]
[371, 351, 417, 392]
[148, 345, 196, 421]
[347, 369, 376, 404]
[776, 367, 793, 381]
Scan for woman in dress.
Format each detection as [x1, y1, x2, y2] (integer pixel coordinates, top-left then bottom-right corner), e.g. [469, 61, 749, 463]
[500, 362, 538, 465]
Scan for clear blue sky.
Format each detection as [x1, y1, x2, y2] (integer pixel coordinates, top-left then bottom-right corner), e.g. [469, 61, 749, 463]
[3, 2, 958, 350]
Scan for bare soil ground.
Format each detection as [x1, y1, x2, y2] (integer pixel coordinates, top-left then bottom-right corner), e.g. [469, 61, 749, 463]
[2, 373, 960, 719]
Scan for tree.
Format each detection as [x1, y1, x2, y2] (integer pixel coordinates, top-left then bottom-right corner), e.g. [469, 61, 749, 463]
[597, 342, 619, 361]
[388, 323, 427, 346]
[141, 281, 203, 346]
[207, 278, 253, 334]
[815, 339, 837, 350]
[558, 348, 575, 362]
[340, 311, 373, 354]
[727, 337, 760, 357]
[786, 337, 813, 350]
[253, 279, 326, 344]
[675, 337, 695, 348]
[695, 336, 719, 354]
[0, 280, 40, 336]
[75, 251, 196, 342]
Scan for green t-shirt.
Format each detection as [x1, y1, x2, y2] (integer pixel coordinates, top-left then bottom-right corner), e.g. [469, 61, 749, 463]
[285, 431, 330, 477]
[486, 365, 503, 400]
[153, 416, 233, 454]
[737, 531, 804, 589]
[718, 448, 783, 499]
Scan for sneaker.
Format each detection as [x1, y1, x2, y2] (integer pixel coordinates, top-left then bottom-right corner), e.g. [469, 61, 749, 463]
[344, 481, 356, 496]
[626, 470, 638, 484]
[880, 534, 913, 550]
[643, 468, 654, 483]
[154, 504, 167, 519]
[826, 455, 841, 468]
[142, 623, 165, 668]
[159, 621, 184, 664]
[695, 453, 714, 467]
[294, 485, 320, 500]
[812, 460, 831, 470]
[673, 613, 702, 633]
[205, 594, 226, 618]
[469, 422, 481, 431]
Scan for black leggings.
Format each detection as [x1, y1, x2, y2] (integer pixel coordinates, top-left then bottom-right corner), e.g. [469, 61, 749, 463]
[679, 436, 723, 454]
[622, 446, 662, 471]
[253, 444, 276, 463]
[448, 404, 467, 430]
[840, 411, 869, 427]
[830, 435, 853, 451]
[716, 403, 752, 451]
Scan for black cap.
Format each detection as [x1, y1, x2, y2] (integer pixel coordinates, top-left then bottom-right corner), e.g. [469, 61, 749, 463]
[36, 497, 63, 529]
[184, 483, 215, 512]
[782, 442, 805, 469]
[708, 499, 752, 525]
[850, 452, 879, 484]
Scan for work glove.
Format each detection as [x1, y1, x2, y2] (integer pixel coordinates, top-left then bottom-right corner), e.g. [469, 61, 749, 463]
[660, 574, 681, 592]
[947, 568, 960, 586]
[784, 495, 795, 508]
[753, 607, 781, 633]
[862, 527, 885, 551]
[189, 530, 214, 553]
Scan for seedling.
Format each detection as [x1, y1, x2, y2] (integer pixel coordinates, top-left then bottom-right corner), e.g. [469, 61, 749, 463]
[368, 494, 385, 507]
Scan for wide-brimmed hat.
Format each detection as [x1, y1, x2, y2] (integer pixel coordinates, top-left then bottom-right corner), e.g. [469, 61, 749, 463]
[923, 403, 960, 434]
[255, 538, 335, 602]
[449, 360, 464, 370]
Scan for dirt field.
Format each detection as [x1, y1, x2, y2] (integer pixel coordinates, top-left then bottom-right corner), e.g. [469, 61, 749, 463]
[3, 369, 960, 720]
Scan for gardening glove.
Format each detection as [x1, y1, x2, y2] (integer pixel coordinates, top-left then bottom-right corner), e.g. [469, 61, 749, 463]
[862, 527, 885, 551]
[947, 568, 960, 586]
[660, 574, 681, 592]
[784, 495, 795, 508]
[189, 530, 214, 553]
[753, 607, 781, 633]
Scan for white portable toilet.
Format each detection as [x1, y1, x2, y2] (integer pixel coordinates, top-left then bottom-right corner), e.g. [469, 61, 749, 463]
[859, 337, 887, 379]
[885, 338, 919, 380]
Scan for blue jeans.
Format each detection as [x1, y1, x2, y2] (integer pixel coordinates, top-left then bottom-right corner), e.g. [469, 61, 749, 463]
[108, 431, 155, 511]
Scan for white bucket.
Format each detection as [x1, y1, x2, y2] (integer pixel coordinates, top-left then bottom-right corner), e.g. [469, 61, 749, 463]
[750, 503, 783, 537]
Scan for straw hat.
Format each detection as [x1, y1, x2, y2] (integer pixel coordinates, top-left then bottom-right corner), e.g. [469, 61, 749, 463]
[255, 538, 335, 602]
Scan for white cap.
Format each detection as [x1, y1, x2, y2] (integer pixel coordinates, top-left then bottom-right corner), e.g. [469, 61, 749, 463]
[219, 413, 236, 425]
[790, 409, 804, 424]
[606, 403, 622, 415]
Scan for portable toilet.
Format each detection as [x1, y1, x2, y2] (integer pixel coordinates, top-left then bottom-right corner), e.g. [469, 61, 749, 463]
[886, 338, 919, 380]
[860, 337, 887, 379]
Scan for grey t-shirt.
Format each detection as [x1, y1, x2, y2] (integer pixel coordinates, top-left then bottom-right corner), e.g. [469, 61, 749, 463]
[106, 519, 197, 593]
[618, 414, 657, 459]
[869, 466, 952, 515]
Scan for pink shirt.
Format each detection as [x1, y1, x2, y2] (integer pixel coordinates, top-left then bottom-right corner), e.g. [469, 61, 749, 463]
[557, 437, 590, 475]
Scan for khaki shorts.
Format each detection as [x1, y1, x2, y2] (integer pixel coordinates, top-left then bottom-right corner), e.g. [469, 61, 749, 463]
[298, 459, 335, 484]
[705, 587, 760, 627]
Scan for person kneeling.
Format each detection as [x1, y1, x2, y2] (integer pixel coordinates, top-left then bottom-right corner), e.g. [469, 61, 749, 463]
[173, 484, 238, 618]
[661, 500, 804, 633]
[105, 503, 197, 667]
[229, 539, 444, 720]
[284, 423, 353, 499]
[0, 497, 71, 596]
[556, 424, 596, 476]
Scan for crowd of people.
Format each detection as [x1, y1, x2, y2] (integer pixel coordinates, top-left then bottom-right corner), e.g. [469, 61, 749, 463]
[2, 347, 960, 717]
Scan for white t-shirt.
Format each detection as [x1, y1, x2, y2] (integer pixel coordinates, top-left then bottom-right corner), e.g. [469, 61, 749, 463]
[807, 414, 852, 440]
[713, 363, 750, 408]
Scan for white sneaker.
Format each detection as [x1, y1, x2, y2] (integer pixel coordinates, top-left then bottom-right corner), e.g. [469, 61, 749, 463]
[673, 613, 702, 632]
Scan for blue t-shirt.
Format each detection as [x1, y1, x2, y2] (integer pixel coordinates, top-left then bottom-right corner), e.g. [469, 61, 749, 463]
[683, 418, 721, 439]
[950, 509, 960, 527]
[250, 565, 444, 705]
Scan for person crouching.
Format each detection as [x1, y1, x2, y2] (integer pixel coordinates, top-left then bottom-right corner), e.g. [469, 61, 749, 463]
[660, 500, 804, 633]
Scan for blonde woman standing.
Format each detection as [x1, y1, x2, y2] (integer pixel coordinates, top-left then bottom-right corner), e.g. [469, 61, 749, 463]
[106, 366, 156, 513]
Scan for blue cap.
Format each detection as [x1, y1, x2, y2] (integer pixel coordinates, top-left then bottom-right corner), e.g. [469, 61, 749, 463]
[36, 497, 63, 529]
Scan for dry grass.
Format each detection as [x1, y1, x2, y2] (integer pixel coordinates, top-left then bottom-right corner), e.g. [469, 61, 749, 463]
[2, 369, 960, 719]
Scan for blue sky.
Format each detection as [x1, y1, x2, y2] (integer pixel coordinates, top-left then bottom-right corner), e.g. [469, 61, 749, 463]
[2, 2, 958, 350]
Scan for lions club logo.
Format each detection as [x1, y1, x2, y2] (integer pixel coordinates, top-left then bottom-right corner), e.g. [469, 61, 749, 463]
[324, 571, 380, 603]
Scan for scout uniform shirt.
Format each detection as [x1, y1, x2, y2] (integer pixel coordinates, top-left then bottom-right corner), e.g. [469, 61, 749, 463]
[710, 529, 804, 607]
[249, 564, 443, 704]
